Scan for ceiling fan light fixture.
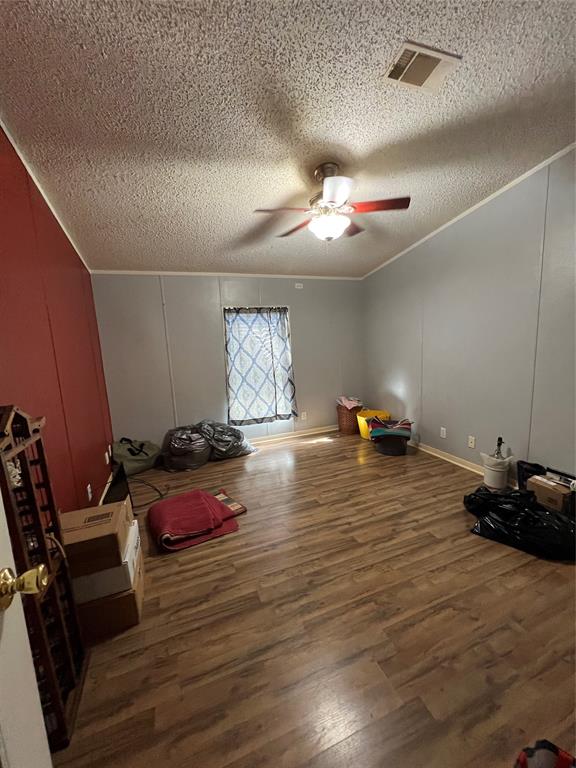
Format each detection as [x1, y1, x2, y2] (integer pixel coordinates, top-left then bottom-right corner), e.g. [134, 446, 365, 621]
[322, 175, 354, 208]
[308, 213, 351, 241]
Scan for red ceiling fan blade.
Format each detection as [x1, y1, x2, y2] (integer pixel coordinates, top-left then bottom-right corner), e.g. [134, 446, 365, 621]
[255, 207, 309, 213]
[351, 197, 411, 214]
[344, 221, 365, 237]
[277, 219, 311, 237]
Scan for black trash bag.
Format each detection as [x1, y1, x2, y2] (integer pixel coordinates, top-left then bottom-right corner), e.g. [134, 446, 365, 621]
[464, 486, 575, 562]
[161, 426, 211, 472]
[196, 420, 256, 461]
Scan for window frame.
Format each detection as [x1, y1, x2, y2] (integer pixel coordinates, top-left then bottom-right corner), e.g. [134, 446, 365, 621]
[222, 305, 298, 426]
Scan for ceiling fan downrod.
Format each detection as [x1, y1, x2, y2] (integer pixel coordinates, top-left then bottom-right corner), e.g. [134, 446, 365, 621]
[313, 161, 340, 184]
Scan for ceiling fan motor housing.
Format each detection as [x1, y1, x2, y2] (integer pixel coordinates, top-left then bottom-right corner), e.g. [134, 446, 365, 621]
[311, 162, 353, 209]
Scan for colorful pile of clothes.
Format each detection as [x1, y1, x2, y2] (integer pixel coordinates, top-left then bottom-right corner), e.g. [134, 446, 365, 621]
[336, 395, 363, 410]
[368, 417, 412, 440]
[368, 417, 413, 456]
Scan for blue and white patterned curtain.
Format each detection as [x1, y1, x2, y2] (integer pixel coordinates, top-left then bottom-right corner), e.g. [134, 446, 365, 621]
[224, 307, 298, 425]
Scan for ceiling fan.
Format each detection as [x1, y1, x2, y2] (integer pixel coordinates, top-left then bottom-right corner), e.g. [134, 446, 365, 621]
[254, 162, 411, 241]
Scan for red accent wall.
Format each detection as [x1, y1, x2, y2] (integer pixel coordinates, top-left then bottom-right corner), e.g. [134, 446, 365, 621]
[0, 129, 112, 511]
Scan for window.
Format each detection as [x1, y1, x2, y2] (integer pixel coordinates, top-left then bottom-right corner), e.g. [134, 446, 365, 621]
[223, 307, 298, 425]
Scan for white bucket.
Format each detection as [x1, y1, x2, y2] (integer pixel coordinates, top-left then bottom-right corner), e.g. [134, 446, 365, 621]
[480, 453, 513, 490]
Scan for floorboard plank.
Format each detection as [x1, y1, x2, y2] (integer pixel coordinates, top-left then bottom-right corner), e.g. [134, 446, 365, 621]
[54, 434, 575, 767]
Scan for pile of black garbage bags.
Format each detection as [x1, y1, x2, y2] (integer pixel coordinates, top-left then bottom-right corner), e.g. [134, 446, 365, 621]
[161, 420, 256, 472]
[464, 486, 575, 562]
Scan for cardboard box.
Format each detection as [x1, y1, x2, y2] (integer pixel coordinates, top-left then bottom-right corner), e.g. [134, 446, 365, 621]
[72, 520, 141, 604]
[77, 549, 144, 644]
[61, 497, 133, 577]
[527, 475, 573, 513]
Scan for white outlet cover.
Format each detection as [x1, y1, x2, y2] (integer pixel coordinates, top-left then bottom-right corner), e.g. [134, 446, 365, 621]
[440, 427, 447, 438]
[295, 282, 303, 289]
[300, 411, 307, 420]
[467, 436, 476, 448]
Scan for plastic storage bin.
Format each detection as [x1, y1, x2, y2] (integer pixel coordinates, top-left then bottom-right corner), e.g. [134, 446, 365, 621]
[356, 409, 391, 439]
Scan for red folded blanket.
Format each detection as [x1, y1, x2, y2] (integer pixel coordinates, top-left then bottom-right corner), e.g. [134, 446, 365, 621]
[148, 488, 245, 551]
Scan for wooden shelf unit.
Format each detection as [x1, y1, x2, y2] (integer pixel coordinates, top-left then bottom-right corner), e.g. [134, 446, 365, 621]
[0, 406, 88, 752]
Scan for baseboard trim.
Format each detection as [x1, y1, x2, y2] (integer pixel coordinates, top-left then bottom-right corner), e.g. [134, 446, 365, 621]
[417, 443, 484, 476]
[251, 425, 338, 445]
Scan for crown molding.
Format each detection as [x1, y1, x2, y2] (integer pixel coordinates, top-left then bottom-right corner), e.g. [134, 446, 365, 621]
[362, 143, 576, 279]
[0, 114, 91, 273]
[90, 269, 362, 280]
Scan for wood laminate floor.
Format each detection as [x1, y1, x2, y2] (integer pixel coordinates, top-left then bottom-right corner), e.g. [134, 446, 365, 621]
[55, 433, 575, 768]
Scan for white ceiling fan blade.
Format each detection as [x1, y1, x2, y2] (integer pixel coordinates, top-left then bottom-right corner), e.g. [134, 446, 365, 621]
[322, 176, 353, 207]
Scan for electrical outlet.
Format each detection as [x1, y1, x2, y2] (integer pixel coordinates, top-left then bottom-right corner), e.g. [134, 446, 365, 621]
[440, 426, 447, 439]
[467, 435, 476, 449]
[295, 282, 303, 290]
[86, 483, 92, 502]
[300, 411, 307, 421]
[104, 450, 110, 465]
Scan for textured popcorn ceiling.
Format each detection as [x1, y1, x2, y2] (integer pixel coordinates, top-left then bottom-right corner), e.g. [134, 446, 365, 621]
[0, 1, 574, 278]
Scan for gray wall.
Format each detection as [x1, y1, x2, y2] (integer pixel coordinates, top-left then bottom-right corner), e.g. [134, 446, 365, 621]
[92, 275, 364, 445]
[529, 153, 576, 471]
[93, 151, 574, 473]
[363, 150, 575, 473]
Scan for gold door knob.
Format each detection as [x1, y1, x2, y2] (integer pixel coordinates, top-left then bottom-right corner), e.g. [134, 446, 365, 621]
[0, 564, 49, 611]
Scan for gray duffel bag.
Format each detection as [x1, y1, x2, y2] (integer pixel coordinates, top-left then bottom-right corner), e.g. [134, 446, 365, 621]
[113, 438, 161, 475]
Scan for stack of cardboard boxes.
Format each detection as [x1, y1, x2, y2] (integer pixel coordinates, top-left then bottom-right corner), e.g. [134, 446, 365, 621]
[60, 497, 144, 644]
[527, 474, 575, 516]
